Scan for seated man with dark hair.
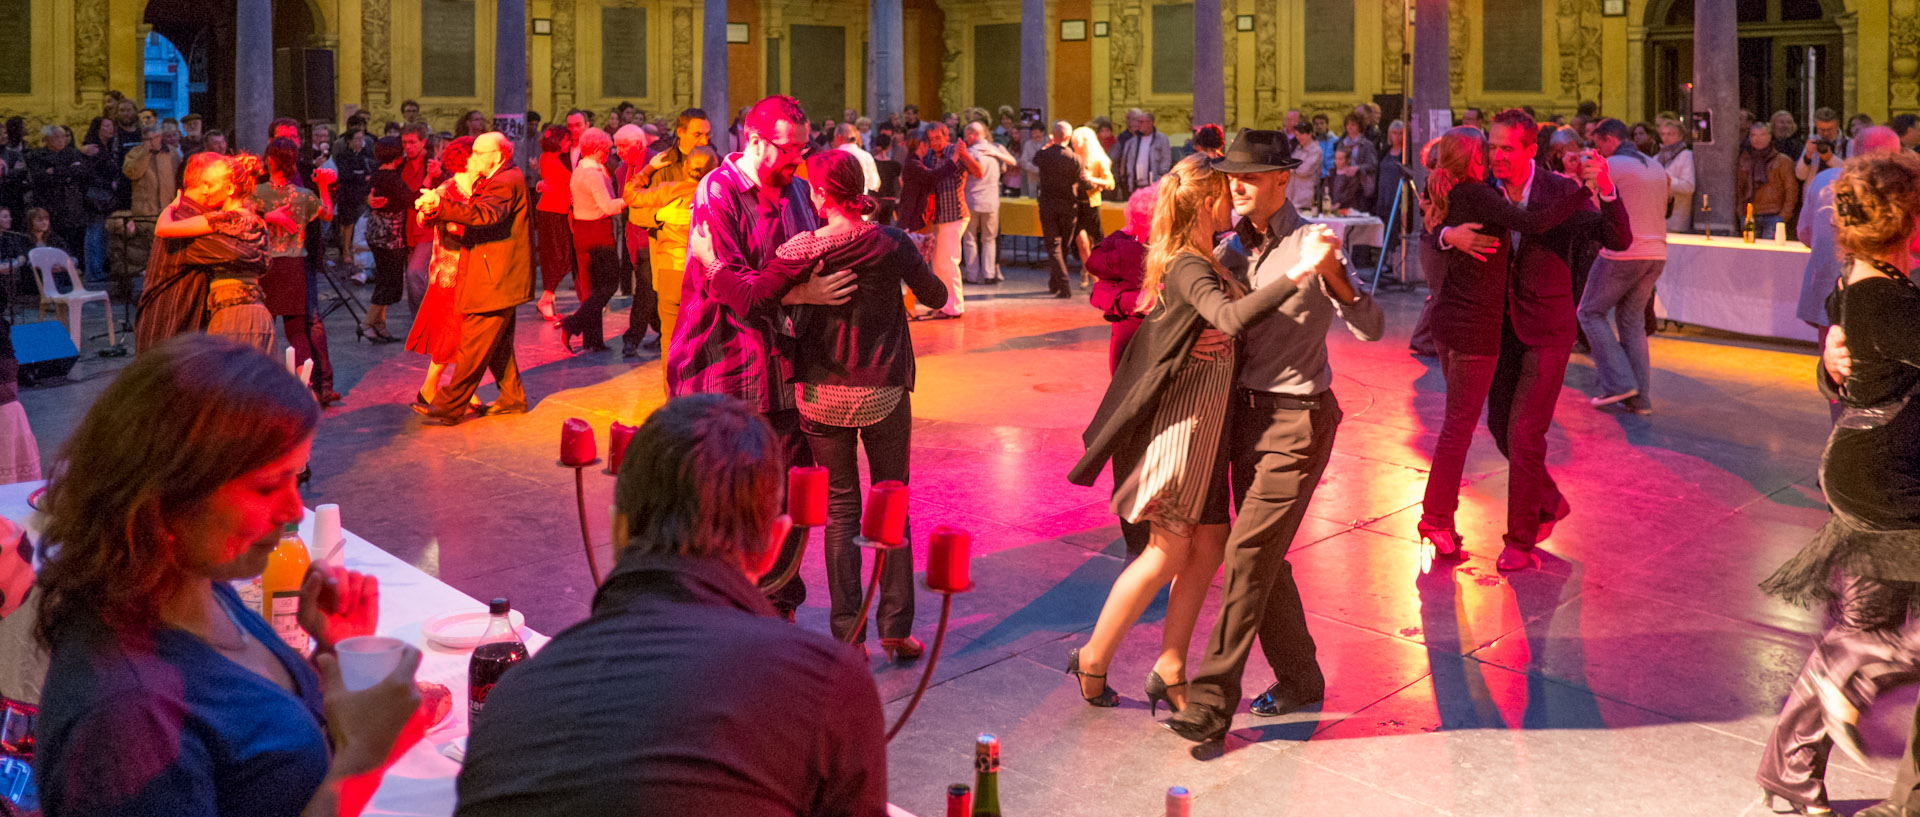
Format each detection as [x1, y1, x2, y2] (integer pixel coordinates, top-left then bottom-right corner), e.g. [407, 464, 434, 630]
[455, 394, 888, 817]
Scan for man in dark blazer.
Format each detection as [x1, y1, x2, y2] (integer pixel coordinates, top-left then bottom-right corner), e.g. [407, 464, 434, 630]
[415, 132, 534, 426]
[1441, 109, 1630, 569]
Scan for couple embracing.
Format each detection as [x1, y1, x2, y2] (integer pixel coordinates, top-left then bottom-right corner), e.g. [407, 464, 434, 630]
[1068, 129, 1385, 743]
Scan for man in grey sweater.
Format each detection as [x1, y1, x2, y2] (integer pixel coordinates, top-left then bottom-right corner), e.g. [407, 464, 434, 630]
[1580, 118, 1669, 413]
[1166, 129, 1386, 745]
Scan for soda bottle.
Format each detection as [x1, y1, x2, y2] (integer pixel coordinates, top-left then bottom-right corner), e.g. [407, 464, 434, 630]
[259, 523, 309, 651]
[945, 783, 971, 817]
[1166, 785, 1192, 817]
[971, 734, 1001, 817]
[468, 598, 528, 720]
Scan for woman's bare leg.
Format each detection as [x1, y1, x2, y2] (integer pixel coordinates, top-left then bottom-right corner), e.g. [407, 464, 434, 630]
[1075, 522, 1191, 698]
[1153, 522, 1227, 711]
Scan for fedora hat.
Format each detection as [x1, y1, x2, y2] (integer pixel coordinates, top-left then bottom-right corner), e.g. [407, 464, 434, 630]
[1212, 128, 1302, 173]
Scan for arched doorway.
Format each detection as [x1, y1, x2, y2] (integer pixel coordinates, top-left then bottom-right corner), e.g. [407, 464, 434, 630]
[140, 0, 323, 131]
[1644, 0, 1846, 123]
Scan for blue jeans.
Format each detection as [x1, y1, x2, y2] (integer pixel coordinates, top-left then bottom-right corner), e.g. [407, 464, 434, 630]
[1751, 213, 1783, 240]
[83, 221, 108, 283]
[1577, 257, 1664, 403]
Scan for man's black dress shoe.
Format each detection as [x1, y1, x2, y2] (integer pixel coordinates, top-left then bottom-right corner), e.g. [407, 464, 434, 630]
[475, 403, 528, 417]
[1162, 703, 1230, 744]
[1249, 684, 1324, 717]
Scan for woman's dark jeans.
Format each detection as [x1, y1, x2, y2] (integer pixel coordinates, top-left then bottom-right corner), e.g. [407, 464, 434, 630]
[802, 393, 915, 643]
[1420, 343, 1500, 532]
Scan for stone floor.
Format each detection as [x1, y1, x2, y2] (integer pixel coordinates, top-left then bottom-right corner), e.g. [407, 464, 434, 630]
[20, 256, 1896, 816]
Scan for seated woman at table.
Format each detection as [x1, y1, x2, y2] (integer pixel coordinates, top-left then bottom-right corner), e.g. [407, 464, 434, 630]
[31, 334, 422, 817]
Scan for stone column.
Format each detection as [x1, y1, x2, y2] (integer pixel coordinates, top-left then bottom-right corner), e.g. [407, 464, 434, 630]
[493, 0, 529, 140]
[235, 0, 273, 154]
[1192, 0, 1223, 127]
[1409, 0, 1451, 152]
[867, 0, 905, 122]
[1692, 0, 1736, 234]
[1021, 0, 1046, 119]
[702, 0, 731, 153]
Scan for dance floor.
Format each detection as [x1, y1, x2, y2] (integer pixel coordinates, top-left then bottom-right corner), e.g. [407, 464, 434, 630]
[27, 259, 1893, 815]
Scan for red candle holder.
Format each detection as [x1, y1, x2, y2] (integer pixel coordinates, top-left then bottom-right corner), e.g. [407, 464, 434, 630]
[559, 418, 599, 468]
[926, 526, 973, 594]
[860, 481, 909, 548]
[788, 466, 829, 527]
[604, 422, 637, 476]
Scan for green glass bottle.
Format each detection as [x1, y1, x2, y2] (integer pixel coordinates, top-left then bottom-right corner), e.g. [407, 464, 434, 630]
[971, 734, 1001, 817]
[1741, 203, 1757, 244]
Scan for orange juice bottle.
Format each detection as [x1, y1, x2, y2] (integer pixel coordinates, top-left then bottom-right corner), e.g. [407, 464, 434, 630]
[260, 522, 310, 651]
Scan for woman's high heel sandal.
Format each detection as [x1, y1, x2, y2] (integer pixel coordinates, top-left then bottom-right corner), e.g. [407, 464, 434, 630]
[1762, 790, 1834, 815]
[1145, 670, 1186, 716]
[1416, 522, 1466, 574]
[880, 637, 924, 663]
[1065, 647, 1119, 707]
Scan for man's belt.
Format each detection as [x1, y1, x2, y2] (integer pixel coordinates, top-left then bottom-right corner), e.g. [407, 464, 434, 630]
[1240, 389, 1326, 411]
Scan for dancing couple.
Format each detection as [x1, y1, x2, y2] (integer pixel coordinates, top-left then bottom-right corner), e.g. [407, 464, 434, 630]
[1068, 129, 1385, 743]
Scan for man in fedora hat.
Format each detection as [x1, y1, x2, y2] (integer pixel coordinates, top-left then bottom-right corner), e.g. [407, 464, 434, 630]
[1165, 128, 1385, 745]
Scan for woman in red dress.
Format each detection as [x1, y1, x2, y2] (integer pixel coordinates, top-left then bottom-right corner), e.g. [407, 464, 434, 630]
[405, 136, 480, 411]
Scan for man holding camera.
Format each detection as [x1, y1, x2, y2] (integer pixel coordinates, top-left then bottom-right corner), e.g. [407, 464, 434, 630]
[1795, 107, 1848, 185]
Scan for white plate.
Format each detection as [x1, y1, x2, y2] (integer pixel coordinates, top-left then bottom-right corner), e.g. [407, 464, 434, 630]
[422, 609, 527, 650]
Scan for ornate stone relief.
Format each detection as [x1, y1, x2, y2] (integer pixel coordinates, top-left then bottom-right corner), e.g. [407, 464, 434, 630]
[552, 0, 576, 111]
[940, 13, 965, 115]
[672, 6, 693, 107]
[75, 0, 108, 100]
[1893, 0, 1919, 112]
[1447, 0, 1467, 97]
[1557, 0, 1601, 102]
[1108, 0, 1142, 110]
[1383, 0, 1406, 93]
[1254, 0, 1277, 124]
[1221, 2, 1236, 127]
[362, 0, 392, 112]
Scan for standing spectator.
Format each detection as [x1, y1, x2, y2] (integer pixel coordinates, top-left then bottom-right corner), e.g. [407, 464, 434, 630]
[1312, 113, 1338, 179]
[29, 125, 90, 262]
[200, 129, 230, 157]
[855, 116, 874, 150]
[1375, 120, 1409, 222]
[558, 128, 624, 353]
[833, 123, 879, 194]
[1336, 112, 1379, 210]
[459, 109, 489, 138]
[1000, 117, 1025, 195]
[1286, 123, 1322, 209]
[1328, 147, 1368, 212]
[1738, 122, 1799, 238]
[1069, 125, 1115, 283]
[1849, 112, 1876, 140]
[1770, 110, 1805, 163]
[1655, 118, 1696, 232]
[1796, 127, 1902, 392]
[1034, 121, 1081, 297]
[110, 98, 143, 164]
[401, 98, 423, 125]
[1631, 121, 1658, 156]
[79, 116, 123, 285]
[362, 136, 409, 342]
[118, 124, 179, 300]
[1580, 118, 1670, 414]
[961, 122, 1014, 286]
[1893, 114, 1920, 152]
[0, 118, 26, 219]
[533, 124, 575, 321]
[1462, 108, 1484, 131]
[908, 123, 980, 317]
[516, 110, 544, 180]
[1114, 110, 1171, 199]
[1796, 107, 1848, 184]
[1018, 120, 1046, 198]
[871, 132, 901, 225]
[332, 128, 375, 282]
[1191, 124, 1226, 160]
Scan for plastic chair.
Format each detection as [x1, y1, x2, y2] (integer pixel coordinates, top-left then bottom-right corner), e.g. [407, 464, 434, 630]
[28, 247, 112, 353]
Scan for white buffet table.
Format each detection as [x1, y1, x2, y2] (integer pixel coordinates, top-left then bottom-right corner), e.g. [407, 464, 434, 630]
[1656, 233, 1818, 343]
[0, 480, 549, 817]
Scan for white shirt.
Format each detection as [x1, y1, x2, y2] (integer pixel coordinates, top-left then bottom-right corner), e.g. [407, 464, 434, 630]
[569, 156, 623, 220]
[837, 142, 880, 194]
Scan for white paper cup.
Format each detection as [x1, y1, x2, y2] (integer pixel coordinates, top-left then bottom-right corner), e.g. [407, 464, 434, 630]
[335, 636, 409, 691]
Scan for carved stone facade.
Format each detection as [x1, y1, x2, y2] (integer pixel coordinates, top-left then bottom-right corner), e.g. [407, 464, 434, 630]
[1219, 2, 1236, 128]
[1557, 0, 1602, 103]
[940, 14, 966, 117]
[1448, 0, 1468, 96]
[1383, 0, 1406, 93]
[362, 0, 392, 113]
[1894, 0, 1920, 113]
[671, 6, 694, 108]
[1108, 0, 1142, 108]
[1254, 0, 1278, 123]
[551, 0, 576, 112]
[75, 0, 108, 102]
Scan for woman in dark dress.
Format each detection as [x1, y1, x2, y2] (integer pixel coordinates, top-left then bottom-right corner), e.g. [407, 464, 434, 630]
[31, 335, 420, 817]
[693, 149, 949, 660]
[1415, 127, 1599, 570]
[1759, 152, 1920, 816]
[362, 137, 410, 341]
[331, 128, 375, 283]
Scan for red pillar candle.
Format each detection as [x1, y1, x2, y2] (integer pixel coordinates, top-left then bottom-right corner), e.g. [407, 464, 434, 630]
[926, 526, 972, 592]
[787, 466, 829, 527]
[560, 418, 597, 466]
[861, 480, 909, 546]
[607, 422, 638, 474]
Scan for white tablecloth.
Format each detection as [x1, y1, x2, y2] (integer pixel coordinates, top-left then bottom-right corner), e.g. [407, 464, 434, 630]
[0, 481, 548, 817]
[1656, 233, 1817, 343]
[1303, 212, 1386, 248]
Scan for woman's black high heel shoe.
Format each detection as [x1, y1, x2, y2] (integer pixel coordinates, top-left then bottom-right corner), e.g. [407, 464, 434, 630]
[1064, 647, 1118, 707]
[1761, 790, 1834, 815]
[1145, 670, 1186, 715]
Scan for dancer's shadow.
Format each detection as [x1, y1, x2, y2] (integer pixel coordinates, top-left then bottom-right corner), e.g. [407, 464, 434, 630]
[1419, 554, 1606, 731]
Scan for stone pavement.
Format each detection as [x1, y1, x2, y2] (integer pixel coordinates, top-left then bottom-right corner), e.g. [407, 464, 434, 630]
[17, 256, 1886, 816]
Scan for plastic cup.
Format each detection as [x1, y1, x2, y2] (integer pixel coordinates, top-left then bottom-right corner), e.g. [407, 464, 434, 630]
[335, 635, 409, 691]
